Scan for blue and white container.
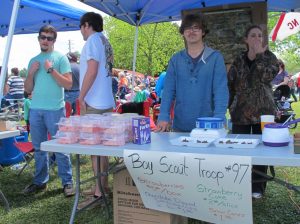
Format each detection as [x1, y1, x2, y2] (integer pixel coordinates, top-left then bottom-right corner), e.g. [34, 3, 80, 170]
[132, 117, 151, 145]
[196, 117, 224, 129]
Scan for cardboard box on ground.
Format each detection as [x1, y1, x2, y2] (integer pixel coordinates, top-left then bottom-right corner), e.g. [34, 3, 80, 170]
[113, 165, 188, 224]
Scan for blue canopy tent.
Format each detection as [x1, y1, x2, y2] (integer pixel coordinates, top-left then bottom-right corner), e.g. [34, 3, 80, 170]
[80, 0, 300, 26]
[80, 0, 300, 81]
[0, 0, 86, 98]
[1, 0, 85, 36]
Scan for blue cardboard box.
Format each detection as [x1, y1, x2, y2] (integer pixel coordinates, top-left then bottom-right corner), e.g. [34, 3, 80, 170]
[132, 117, 151, 144]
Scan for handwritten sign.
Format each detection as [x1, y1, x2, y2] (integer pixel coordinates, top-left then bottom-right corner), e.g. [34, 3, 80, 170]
[124, 150, 252, 224]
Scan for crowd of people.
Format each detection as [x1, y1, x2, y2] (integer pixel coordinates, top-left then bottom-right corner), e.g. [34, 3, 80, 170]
[2, 10, 300, 210]
[272, 59, 298, 102]
[111, 69, 161, 105]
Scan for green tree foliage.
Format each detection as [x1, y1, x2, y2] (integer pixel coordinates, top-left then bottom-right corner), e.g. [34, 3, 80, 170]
[268, 12, 300, 74]
[104, 17, 184, 76]
[104, 13, 300, 76]
[19, 67, 27, 78]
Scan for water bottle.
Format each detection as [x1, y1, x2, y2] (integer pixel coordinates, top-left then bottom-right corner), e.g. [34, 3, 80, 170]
[11, 163, 25, 170]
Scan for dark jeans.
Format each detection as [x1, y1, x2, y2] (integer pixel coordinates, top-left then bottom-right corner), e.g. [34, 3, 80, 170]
[25, 120, 30, 135]
[232, 123, 268, 194]
[297, 87, 300, 99]
[290, 88, 297, 102]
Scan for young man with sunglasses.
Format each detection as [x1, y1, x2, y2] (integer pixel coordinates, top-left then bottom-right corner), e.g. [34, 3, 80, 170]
[156, 13, 228, 132]
[23, 25, 74, 197]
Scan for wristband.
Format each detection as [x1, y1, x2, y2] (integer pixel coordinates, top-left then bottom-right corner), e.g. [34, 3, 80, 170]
[47, 67, 54, 73]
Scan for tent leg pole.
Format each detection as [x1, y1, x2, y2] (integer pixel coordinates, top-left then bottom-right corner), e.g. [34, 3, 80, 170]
[0, 0, 21, 99]
[131, 26, 139, 90]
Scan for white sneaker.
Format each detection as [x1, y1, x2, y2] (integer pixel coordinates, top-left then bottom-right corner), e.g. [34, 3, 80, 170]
[252, 192, 262, 199]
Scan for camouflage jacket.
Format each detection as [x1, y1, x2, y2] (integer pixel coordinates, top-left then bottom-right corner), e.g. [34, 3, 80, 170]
[228, 50, 279, 125]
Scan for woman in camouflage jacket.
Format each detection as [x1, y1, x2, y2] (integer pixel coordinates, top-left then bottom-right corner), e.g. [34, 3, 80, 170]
[228, 25, 279, 130]
[227, 25, 279, 198]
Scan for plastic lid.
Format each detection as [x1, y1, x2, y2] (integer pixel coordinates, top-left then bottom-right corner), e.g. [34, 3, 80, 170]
[196, 117, 223, 121]
[264, 123, 287, 129]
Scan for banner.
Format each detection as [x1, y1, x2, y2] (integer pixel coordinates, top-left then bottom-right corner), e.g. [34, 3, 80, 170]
[270, 12, 300, 41]
[124, 150, 253, 224]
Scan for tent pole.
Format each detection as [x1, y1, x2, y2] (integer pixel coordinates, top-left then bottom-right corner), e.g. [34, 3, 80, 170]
[131, 25, 139, 90]
[0, 0, 21, 99]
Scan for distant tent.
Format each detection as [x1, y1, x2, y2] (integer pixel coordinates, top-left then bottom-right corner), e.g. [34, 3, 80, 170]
[1, 0, 86, 36]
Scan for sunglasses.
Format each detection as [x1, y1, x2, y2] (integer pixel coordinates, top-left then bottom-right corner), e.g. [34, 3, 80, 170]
[38, 35, 55, 41]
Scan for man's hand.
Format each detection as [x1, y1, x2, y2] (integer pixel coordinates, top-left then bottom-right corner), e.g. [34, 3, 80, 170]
[44, 59, 53, 70]
[78, 96, 86, 114]
[155, 121, 171, 132]
[28, 61, 40, 76]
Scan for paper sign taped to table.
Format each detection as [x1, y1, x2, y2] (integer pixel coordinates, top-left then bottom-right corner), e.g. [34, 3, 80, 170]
[124, 150, 253, 224]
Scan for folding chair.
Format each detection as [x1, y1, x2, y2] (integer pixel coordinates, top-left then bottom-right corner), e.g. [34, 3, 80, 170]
[65, 101, 72, 118]
[14, 141, 57, 176]
[13, 141, 34, 176]
[0, 189, 10, 212]
[65, 99, 80, 117]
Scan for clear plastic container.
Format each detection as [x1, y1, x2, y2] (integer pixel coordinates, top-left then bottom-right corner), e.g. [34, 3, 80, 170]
[102, 112, 122, 117]
[79, 116, 102, 133]
[79, 132, 102, 145]
[102, 124, 125, 135]
[77, 114, 131, 145]
[55, 131, 79, 144]
[102, 134, 126, 146]
[57, 117, 80, 132]
[102, 118, 126, 146]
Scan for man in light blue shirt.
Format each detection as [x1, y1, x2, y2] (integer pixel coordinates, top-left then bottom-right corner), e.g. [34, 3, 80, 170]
[156, 13, 228, 132]
[23, 25, 74, 197]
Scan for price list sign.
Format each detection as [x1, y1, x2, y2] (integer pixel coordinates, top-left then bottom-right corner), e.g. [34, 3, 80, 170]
[124, 150, 253, 224]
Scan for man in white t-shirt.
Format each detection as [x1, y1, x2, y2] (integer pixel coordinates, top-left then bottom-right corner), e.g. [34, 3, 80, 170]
[78, 12, 115, 206]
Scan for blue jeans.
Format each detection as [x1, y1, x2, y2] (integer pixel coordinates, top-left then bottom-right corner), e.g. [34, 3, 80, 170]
[30, 108, 73, 186]
[64, 91, 79, 115]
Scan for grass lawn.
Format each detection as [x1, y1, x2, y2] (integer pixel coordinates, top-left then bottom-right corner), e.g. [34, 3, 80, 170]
[1, 104, 300, 224]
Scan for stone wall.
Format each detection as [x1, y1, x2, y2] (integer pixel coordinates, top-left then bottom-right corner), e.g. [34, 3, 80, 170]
[183, 2, 267, 68]
[205, 10, 252, 65]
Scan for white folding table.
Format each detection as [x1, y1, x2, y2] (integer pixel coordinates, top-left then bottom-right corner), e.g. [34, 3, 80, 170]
[41, 132, 300, 223]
